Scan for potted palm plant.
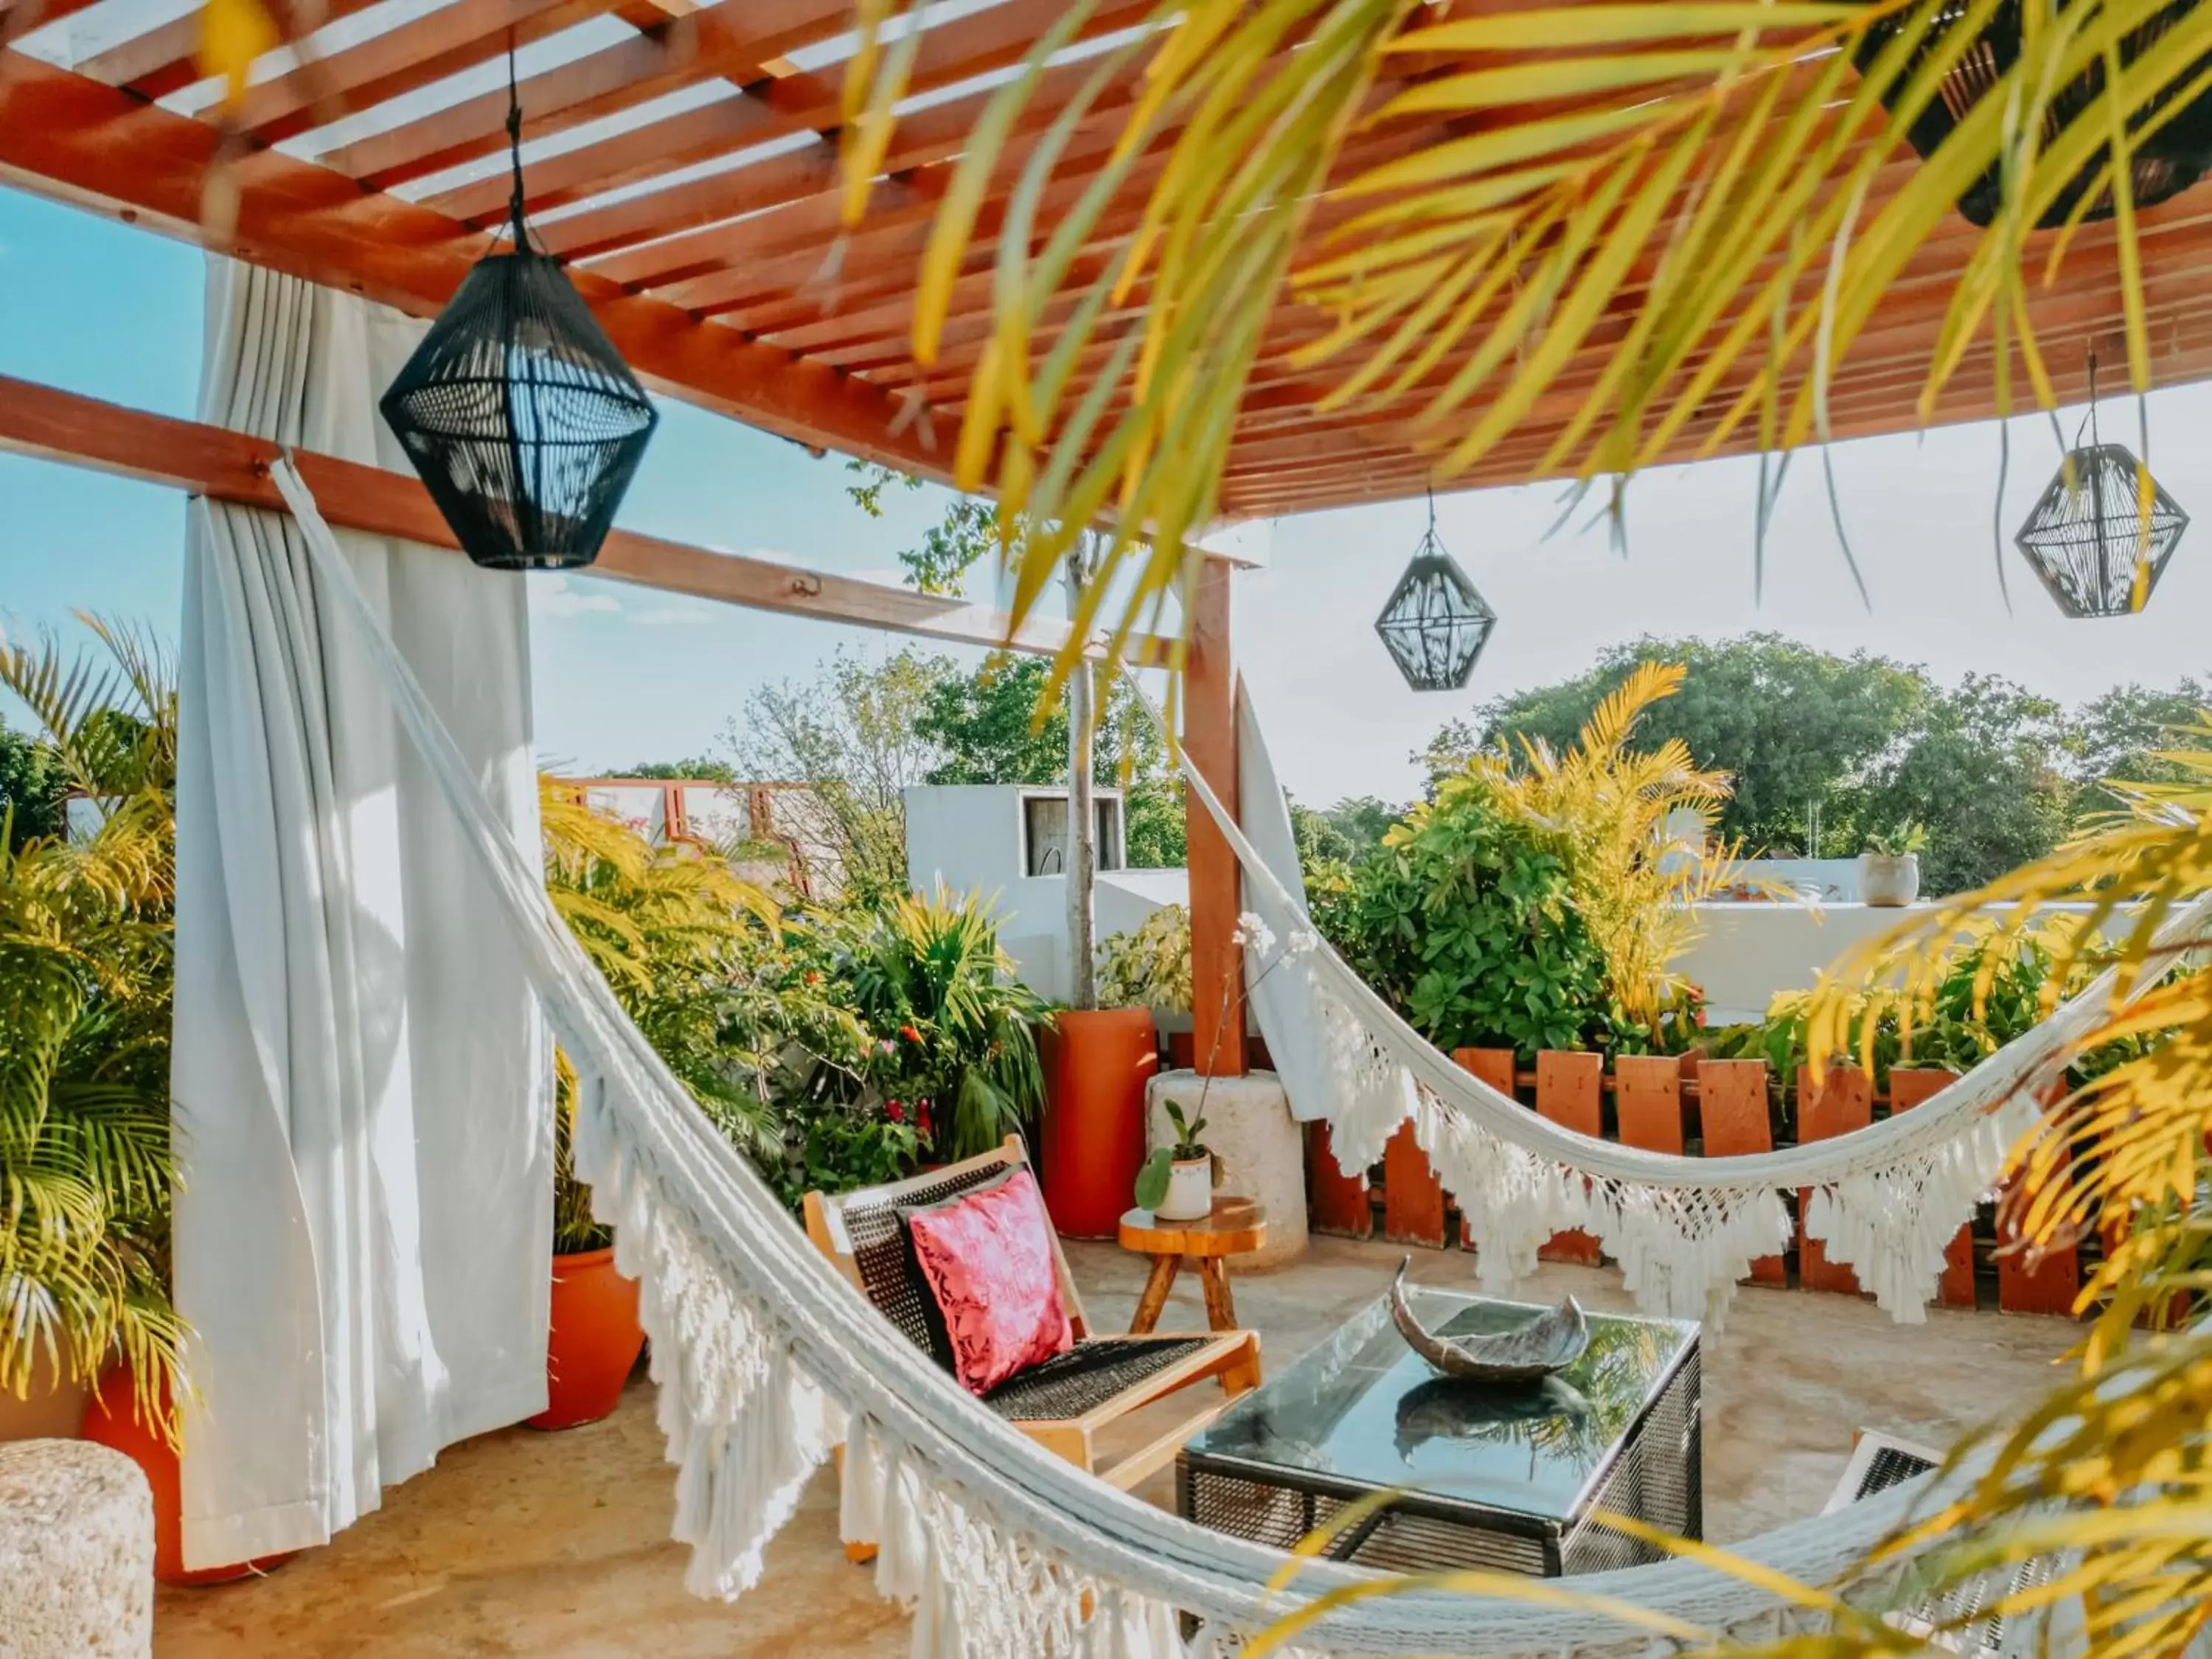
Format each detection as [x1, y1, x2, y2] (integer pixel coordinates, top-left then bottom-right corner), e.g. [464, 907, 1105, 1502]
[1860, 824, 1927, 908]
[0, 622, 290, 1583]
[537, 779, 780, 1427]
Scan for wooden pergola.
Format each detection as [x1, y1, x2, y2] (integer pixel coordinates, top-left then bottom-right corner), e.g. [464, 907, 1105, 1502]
[4, 0, 2212, 1064]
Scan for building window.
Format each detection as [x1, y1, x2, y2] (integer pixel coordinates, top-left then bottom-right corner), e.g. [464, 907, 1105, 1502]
[1023, 793, 1124, 877]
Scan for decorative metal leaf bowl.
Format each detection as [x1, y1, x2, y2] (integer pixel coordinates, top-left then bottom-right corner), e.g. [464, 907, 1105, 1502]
[1388, 1257, 1590, 1383]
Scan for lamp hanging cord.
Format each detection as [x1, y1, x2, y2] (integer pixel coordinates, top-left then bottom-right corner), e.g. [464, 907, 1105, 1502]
[505, 41, 529, 253]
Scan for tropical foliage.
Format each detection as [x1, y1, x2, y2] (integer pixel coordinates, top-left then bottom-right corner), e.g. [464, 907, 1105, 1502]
[1450, 635, 2189, 892]
[841, 0, 2204, 680]
[0, 620, 184, 1433]
[541, 776, 827, 1249]
[1470, 662, 1733, 1033]
[1315, 769, 1616, 1056]
[1756, 726, 2212, 1656]
[1095, 902, 1193, 1015]
[841, 886, 1050, 1163]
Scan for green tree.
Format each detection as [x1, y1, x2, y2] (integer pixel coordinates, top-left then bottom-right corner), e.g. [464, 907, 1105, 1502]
[0, 716, 68, 850]
[619, 757, 737, 782]
[1857, 674, 2073, 896]
[1452, 634, 1927, 855]
[720, 647, 952, 904]
[2066, 680, 2212, 818]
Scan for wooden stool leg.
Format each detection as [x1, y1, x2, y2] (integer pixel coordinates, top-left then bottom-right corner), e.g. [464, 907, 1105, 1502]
[1198, 1258, 1237, 1332]
[1131, 1253, 1180, 1333]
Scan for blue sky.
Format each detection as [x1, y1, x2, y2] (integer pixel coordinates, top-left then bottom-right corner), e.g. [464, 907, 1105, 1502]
[6, 182, 2212, 807]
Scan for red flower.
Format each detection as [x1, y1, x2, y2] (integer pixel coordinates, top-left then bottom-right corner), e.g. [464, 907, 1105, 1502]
[916, 1100, 935, 1137]
[900, 1023, 922, 1043]
[885, 1100, 907, 1124]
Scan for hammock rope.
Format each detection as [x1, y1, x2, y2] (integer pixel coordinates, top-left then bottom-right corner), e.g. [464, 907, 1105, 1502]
[269, 457, 2090, 1656]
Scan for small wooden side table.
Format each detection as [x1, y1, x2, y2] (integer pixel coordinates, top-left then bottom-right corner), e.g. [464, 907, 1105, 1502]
[1118, 1197, 1267, 1333]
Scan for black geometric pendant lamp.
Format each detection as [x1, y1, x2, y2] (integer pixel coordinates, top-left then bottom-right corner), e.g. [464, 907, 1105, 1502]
[1854, 0, 2212, 229]
[1374, 489, 1498, 692]
[2014, 358, 2188, 617]
[380, 58, 657, 571]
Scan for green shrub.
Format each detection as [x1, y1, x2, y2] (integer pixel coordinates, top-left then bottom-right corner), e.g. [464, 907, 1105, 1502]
[1321, 771, 1618, 1056]
[1095, 903, 1192, 1014]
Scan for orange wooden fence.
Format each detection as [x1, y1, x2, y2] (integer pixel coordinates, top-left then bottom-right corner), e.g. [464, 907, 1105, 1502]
[1304, 1049, 2093, 1318]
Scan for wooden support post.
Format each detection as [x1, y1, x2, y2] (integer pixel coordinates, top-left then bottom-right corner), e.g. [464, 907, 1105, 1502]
[1615, 1054, 1686, 1155]
[1452, 1048, 1517, 1251]
[1306, 1121, 1371, 1239]
[1184, 557, 1245, 1078]
[1698, 1060, 1784, 1287]
[1535, 1051, 1604, 1265]
[1889, 1068, 1978, 1308]
[1796, 1065, 1874, 1295]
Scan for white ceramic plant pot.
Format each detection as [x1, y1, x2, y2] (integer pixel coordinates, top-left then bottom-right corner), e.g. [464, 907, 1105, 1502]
[1859, 852, 1921, 908]
[1155, 1157, 1215, 1222]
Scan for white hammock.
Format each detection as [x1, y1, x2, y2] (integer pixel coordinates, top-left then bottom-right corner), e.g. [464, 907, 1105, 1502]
[1179, 706, 2208, 1328]
[268, 459, 2100, 1657]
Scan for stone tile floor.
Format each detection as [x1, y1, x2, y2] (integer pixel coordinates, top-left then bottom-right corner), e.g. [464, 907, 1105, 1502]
[153, 1237, 2077, 1657]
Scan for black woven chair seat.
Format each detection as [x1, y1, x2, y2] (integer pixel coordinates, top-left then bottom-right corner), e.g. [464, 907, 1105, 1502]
[984, 1337, 1217, 1422]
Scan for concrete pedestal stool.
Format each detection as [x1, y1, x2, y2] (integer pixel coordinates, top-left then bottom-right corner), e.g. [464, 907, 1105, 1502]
[1147, 1068, 1307, 1267]
[0, 1439, 153, 1658]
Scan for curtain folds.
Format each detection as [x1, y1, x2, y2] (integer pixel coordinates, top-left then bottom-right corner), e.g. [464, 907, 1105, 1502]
[170, 258, 552, 1568]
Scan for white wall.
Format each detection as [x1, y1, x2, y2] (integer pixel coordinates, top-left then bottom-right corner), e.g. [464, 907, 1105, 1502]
[1674, 900, 2124, 1026]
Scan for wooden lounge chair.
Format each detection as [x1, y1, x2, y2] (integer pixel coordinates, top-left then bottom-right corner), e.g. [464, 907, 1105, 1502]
[804, 1136, 1264, 1524]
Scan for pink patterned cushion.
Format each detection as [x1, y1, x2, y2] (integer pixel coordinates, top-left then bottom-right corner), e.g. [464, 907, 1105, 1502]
[903, 1168, 1074, 1395]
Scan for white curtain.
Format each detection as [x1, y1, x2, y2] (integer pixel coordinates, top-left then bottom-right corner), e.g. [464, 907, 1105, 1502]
[170, 259, 552, 1568]
[1233, 682, 1332, 1121]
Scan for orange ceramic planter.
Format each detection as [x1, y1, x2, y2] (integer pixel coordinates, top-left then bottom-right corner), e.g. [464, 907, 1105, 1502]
[1039, 1007, 1160, 1239]
[529, 1246, 645, 1430]
[80, 1366, 291, 1586]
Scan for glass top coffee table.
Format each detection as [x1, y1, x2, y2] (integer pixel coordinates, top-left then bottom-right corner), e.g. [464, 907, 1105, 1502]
[1176, 1287, 1700, 1576]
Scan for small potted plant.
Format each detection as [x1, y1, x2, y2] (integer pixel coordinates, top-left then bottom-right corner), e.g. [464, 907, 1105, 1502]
[1860, 824, 1927, 908]
[1133, 1100, 1217, 1221]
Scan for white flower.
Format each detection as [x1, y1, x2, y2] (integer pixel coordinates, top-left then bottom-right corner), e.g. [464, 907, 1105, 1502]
[1232, 911, 1275, 956]
[1286, 928, 1319, 959]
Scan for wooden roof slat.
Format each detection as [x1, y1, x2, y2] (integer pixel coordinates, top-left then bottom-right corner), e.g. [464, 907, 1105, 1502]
[317, 0, 850, 189]
[74, 0, 386, 99]
[235, 0, 630, 145]
[423, 0, 1155, 227]
[540, 51, 1124, 262]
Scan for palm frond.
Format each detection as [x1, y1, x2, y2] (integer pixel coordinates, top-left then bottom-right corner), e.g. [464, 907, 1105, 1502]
[841, 0, 2208, 678]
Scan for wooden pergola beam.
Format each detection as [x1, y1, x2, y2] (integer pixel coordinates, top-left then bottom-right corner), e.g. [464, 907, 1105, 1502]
[0, 373, 1162, 661]
[0, 50, 956, 483]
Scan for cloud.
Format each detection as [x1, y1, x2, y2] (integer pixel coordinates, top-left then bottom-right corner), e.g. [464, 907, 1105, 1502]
[530, 575, 621, 619]
[631, 603, 716, 627]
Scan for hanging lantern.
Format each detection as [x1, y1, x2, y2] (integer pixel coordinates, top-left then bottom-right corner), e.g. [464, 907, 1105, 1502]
[2015, 442, 2188, 617]
[1374, 496, 1497, 692]
[2013, 353, 2188, 618]
[1854, 0, 2212, 229]
[381, 65, 657, 571]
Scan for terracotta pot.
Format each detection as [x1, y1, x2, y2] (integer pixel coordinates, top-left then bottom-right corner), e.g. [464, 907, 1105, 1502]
[1039, 1008, 1159, 1238]
[0, 1347, 89, 1443]
[529, 1246, 645, 1430]
[80, 1365, 291, 1586]
[1859, 852, 1921, 908]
